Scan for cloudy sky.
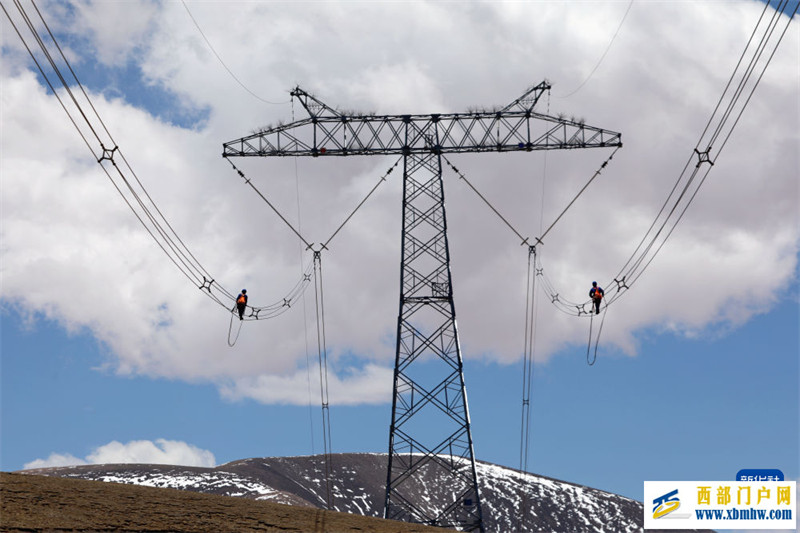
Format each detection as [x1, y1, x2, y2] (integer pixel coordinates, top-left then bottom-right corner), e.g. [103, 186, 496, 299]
[1, 0, 797, 505]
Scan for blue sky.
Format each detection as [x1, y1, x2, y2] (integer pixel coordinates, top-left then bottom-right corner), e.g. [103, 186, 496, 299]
[1, 0, 798, 508]
[2, 285, 798, 501]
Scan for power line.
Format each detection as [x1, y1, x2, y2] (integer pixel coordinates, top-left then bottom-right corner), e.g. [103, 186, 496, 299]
[3, 0, 312, 319]
[555, 0, 635, 99]
[293, 100, 318, 457]
[459, 0, 797, 317]
[180, 0, 290, 106]
[5, 0, 213, 299]
[517, 246, 539, 530]
[607, 0, 798, 305]
[312, 251, 334, 510]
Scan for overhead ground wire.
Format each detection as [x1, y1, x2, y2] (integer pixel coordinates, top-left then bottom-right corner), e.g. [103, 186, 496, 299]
[180, 0, 291, 106]
[556, 0, 635, 99]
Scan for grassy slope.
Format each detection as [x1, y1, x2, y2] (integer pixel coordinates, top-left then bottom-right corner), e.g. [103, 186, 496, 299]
[0, 471, 453, 532]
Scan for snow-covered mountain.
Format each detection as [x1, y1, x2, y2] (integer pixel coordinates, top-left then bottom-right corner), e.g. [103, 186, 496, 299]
[23, 453, 709, 533]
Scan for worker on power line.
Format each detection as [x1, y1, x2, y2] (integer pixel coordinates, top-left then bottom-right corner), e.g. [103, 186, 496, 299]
[235, 289, 248, 320]
[589, 282, 604, 314]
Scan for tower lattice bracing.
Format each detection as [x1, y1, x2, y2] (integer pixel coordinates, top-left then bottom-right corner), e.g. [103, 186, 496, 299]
[222, 82, 622, 532]
[385, 150, 482, 530]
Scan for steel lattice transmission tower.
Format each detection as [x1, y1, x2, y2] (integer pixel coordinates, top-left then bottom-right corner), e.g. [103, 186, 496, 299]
[223, 82, 621, 532]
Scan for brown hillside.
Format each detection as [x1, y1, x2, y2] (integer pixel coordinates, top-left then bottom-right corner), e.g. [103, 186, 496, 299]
[0, 472, 453, 532]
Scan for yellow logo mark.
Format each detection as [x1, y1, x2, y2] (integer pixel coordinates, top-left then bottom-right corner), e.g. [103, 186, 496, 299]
[653, 500, 680, 518]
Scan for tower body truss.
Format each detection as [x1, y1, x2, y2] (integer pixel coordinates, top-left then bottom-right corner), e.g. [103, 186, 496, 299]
[385, 151, 482, 530]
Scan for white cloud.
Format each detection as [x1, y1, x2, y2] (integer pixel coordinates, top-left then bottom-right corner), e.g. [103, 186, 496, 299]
[23, 439, 216, 470]
[68, 0, 160, 66]
[220, 364, 394, 406]
[87, 439, 216, 467]
[2, 2, 797, 404]
[23, 452, 87, 470]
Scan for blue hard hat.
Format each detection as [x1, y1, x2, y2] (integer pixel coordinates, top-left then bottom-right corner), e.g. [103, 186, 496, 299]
[592, 281, 597, 285]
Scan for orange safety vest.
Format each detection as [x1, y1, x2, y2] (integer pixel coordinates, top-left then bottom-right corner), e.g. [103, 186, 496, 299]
[237, 294, 246, 305]
[592, 287, 603, 300]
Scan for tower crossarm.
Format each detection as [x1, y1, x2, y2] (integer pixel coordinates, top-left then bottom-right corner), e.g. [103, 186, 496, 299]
[222, 83, 622, 158]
